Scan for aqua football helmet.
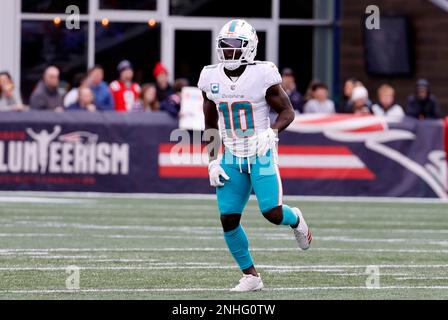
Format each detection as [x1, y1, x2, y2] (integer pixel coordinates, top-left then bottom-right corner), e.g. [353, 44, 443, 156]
[217, 19, 258, 71]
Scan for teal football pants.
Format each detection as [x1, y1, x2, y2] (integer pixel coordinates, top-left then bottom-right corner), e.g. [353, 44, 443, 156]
[216, 150, 282, 215]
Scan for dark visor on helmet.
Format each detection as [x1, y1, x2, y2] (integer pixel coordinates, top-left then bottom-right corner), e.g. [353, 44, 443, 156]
[218, 38, 245, 49]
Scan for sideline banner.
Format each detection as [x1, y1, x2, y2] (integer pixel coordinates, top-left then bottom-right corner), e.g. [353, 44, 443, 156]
[0, 112, 446, 198]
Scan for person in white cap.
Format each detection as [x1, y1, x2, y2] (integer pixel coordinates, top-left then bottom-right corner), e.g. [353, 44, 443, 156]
[351, 86, 371, 115]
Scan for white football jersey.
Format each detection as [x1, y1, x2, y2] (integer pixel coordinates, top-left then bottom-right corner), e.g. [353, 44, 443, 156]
[198, 61, 282, 157]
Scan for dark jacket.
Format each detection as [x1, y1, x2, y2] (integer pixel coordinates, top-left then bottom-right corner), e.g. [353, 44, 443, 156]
[91, 81, 114, 111]
[156, 84, 173, 103]
[29, 81, 64, 110]
[160, 95, 180, 118]
[340, 98, 353, 114]
[67, 103, 87, 111]
[288, 90, 304, 113]
[406, 94, 442, 119]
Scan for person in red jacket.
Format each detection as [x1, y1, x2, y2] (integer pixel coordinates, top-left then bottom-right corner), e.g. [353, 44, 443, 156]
[109, 60, 141, 112]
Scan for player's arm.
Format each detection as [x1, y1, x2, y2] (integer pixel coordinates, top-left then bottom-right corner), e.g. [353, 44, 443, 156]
[203, 92, 220, 161]
[266, 84, 295, 133]
[203, 92, 229, 187]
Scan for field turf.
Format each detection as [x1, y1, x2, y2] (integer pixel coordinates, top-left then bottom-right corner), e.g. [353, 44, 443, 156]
[0, 192, 447, 300]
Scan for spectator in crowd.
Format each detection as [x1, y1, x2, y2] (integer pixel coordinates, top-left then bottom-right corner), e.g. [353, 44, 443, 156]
[304, 80, 321, 102]
[281, 68, 304, 113]
[110, 60, 141, 112]
[371, 84, 405, 118]
[0, 71, 25, 111]
[303, 82, 335, 114]
[341, 78, 358, 113]
[160, 78, 189, 118]
[29, 66, 64, 112]
[406, 79, 442, 119]
[350, 86, 371, 115]
[88, 65, 114, 111]
[133, 83, 160, 112]
[64, 73, 88, 108]
[67, 87, 97, 112]
[153, 62, 173, 102]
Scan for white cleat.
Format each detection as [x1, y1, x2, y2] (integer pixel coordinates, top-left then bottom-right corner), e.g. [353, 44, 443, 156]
[230, 274, 264, 292]
[292, 207, 312, 250]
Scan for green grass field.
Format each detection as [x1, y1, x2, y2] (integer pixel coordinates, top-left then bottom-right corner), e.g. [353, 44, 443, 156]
[0, 192, 447, 300]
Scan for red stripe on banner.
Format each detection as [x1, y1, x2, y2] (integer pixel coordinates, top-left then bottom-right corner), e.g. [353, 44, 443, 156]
[160, 166, 375, 180]
[345, 123, 385, 133]
[161, 144, 354, 156]
[278, 145, 353, 155]
[160, 166, 209, 178]
[296, 114, 366, 124]
[279, 168, 376, 180]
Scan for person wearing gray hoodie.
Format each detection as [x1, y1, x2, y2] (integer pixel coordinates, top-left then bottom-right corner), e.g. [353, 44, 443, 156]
[29, 66, 64, 111]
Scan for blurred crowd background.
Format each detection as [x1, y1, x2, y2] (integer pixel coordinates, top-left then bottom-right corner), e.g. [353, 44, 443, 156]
[0, 62, 443, 120]
[0, 0, 447, 120]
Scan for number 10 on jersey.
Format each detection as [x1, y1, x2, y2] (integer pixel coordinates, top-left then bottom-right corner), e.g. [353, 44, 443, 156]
[218, 101, 255, 138]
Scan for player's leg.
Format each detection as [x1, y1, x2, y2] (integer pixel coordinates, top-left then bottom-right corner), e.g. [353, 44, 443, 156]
[217, 156, 263, 291]
[217, 159, 255, 272]
[251, 150, 312, 250]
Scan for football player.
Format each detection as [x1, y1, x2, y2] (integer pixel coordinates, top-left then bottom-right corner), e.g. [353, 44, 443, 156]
[198, 19, 312, 292]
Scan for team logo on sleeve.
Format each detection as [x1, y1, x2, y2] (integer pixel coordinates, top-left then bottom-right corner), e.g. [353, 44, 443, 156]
[211, 83, 220, 94]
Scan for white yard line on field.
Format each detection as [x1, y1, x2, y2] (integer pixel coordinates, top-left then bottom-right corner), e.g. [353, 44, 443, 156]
[314, 228, 448, 235]
[0, 196, 95, 204]
[1, 264, 448, 272]
[313, 248, 448, 253]
[0, 233, 78, 238]
[5, 220, 448, 233]
[395, 277, 448, 280]
[1, 247, 448, 255]
[1, 286, 448, 295]
[0, 191, 447, 204]
[1, 222, 221, 233]
[3, 232, 448, 246]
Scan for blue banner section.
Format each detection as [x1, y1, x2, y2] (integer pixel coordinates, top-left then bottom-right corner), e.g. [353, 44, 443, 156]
[0, 112, 446, 198]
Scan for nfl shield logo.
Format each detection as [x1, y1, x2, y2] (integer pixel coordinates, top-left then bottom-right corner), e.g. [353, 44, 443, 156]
[211, 83, 219, 94]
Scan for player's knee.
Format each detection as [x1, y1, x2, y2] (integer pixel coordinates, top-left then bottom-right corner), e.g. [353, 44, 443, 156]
[220, 214, 242, 232]
[262, 206, 283, 225]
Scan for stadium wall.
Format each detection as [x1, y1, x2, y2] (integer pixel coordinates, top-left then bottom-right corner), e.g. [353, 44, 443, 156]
[0, 112, 446, 198]
[340, 0, 448, 115]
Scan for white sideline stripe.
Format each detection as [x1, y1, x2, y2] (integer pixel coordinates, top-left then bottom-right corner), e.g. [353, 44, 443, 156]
[0, 191, 446, 203]
[0, 197, 96, 204]
[158, 153, 366, 169]
[314, 248, 448, 253]
[315, 228, 448, 235]
[396, 277, 448, 280]
[1, 233, 448, 247]
[2, 286, 448, 294]
[1, 248, 447, 256]
[0, 233, 78, 238]
[1, 247, 448, 255]
[0, 266, 383, 273]
[2, 264, 448, 271]
[3, 232, 448, 245]
[5, 220, 448, 236]
[20, 257, 161, 263]
[2, 222, 222, 233]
